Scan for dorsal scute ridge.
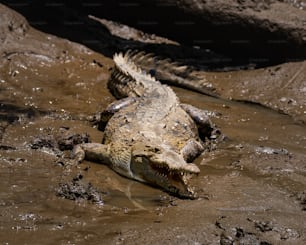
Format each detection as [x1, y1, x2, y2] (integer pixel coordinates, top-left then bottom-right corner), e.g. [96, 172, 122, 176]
[111, 51, 179, 104]
[113, 52, 158, 85]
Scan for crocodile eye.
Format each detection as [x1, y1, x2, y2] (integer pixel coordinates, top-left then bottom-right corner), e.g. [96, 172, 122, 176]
[134, 156, 142, 162]
[153, 147, 161, 153]
[134, 156, 148, 164]
[149, 69, 156, 76]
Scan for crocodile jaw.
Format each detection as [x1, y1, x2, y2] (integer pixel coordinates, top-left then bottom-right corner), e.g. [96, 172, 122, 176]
[131, 145, 200, 199]
[150, 163, 199, 199]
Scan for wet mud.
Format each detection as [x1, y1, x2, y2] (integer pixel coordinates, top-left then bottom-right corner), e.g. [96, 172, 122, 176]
[0, 3, 306, 245]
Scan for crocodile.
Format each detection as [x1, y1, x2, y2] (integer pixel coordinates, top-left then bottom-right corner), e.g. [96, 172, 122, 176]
[74, 51, 220, 199]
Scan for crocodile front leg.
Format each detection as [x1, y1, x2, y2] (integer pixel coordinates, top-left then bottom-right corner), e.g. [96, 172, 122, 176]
[73, 143, 111, 164]
[180, 103, 217, 140]
[73, 143, 135, 179]
[181, 138, 204, 163]
[98, 97, 137, 131]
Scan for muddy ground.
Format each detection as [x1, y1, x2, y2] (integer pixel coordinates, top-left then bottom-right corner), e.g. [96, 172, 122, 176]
[0, 3, 306, 245]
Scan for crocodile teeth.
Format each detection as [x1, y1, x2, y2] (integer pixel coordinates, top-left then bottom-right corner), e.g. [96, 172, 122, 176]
[112, 70, 120, 79]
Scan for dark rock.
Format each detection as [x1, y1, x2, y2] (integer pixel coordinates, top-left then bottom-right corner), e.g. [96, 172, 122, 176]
[296, 191, 306, 211]
[30, 128, 91, 153]
[56, 127, 91, 151]
[30, 134, 58, 150]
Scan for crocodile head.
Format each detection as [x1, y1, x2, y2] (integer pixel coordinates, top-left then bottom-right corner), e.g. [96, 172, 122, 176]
[130, 143, 200, 199]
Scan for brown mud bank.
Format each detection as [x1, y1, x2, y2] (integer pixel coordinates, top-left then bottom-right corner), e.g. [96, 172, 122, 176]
[191, 61, 306, 124]
[0, 3, 306, 245]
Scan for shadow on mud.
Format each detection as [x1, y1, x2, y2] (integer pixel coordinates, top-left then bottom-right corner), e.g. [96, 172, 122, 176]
[3, 0, 306, 70]
[0, 102, 47, 123]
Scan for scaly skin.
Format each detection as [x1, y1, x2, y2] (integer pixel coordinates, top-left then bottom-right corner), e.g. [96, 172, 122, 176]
[74, 51, 219, 199]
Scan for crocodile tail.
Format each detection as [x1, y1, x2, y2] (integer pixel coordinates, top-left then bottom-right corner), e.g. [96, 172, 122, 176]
[124, 50, 218, 97]
[125, 49, 193, 79]
[113, 51, 158, 84]
[109, 51, 161, 98]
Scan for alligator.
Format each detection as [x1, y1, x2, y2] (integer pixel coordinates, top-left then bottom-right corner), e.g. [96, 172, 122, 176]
[73, 50, 221, 199]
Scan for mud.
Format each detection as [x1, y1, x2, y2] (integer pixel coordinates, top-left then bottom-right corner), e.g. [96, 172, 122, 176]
[56, 174, 106, 205]
[0, 3, 306, 245]
[192, 61, 306, 124]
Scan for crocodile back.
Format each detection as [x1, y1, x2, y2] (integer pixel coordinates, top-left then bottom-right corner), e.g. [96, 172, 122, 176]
[104, 52, 200, 153]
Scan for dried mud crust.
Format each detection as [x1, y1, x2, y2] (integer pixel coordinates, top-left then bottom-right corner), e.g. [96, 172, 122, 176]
[294, 191, 306, 211]
[56, 174, 106, 204]
[216, 216, 301, 245]
[224, 0, 276, 11]
[30, 127, 91, 152]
